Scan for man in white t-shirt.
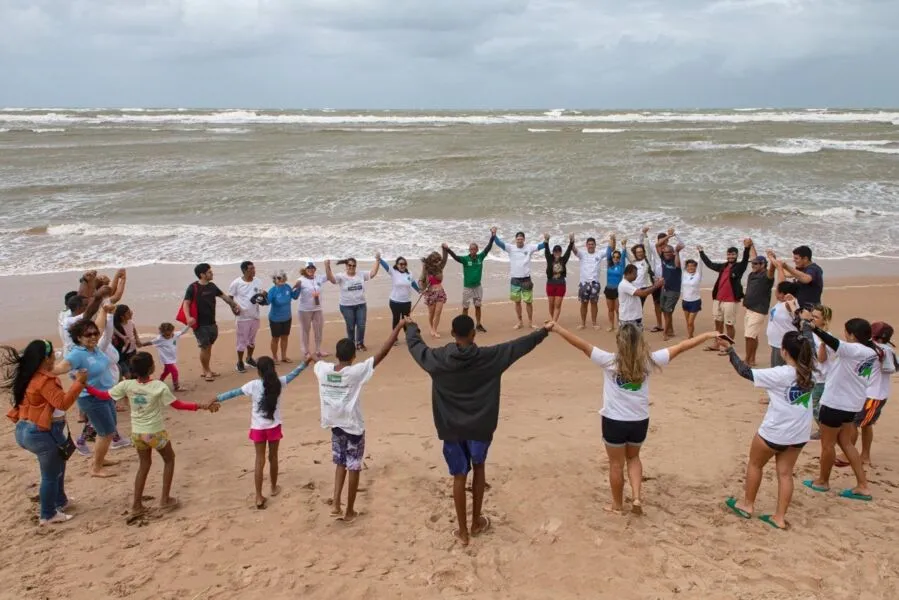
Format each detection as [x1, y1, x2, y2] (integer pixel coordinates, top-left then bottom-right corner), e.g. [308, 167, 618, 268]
[314, 319, 405, 522]
[574, 236, 604, 330]
[617, 264, 664, 331]
[229, 261, 267, 374]
[495, 230, 547, 330]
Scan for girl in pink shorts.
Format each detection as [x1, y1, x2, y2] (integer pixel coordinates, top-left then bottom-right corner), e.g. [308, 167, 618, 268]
[215, 356, 312, 509]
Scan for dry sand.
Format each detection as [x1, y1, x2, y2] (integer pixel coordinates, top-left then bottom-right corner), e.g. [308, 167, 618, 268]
[2, 273, 899, 600]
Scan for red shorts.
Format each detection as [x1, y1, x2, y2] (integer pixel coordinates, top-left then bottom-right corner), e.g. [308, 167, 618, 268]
[248, 424, 283, 443]
[546, 283, 567, 298]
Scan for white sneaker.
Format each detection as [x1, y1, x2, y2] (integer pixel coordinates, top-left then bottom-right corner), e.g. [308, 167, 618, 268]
[111, 437, 132, 450]
[39, 510, 73, 526]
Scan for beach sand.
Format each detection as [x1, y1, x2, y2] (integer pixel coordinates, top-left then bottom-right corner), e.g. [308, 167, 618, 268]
[1, 272, 899, 599]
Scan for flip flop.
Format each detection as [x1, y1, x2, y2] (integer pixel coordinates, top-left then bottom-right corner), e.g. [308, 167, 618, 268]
[452, 529, 470, 546]
[724, 497, 751, 519]
[471, 515, 491, 536]
[833, 458, 850, 468]
[650, 326, 664, 333]
[758, 515, 788, 530]
[703, 346, 720, 352]
[838, 489, 872, 502]
[802, 480, 829, 493]
[204, 374, 215, 382]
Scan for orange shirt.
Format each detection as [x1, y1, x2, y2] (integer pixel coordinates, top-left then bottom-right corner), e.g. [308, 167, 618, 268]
[6, 370, 82, 431]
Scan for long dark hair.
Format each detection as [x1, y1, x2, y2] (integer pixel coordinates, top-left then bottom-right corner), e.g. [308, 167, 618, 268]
[781, 331, 815, 390]
[336, 258, 356, 267]
[112, 304, 131, 350]
[256, 356, 281, 421]
[845, 318, 884, 362]
[1, 340, 53, 408]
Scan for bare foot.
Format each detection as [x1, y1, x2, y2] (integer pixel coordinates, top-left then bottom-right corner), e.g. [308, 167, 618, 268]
[130, 505, 146, 516]
[434, 332, 442, 339]
[631, 500, 644, 516]
[255, 497, 267, 510]
[603, 504, 625, 514]
[330, 506, 343, 518]
[606, 327, 613, 332]
[513, 322, 523, 330]
[271, 485, 282, 497]
[160, 497, 180, 512]
[453, 529, 470, 546]
[339, 509, 358, 523]
[102, 459, 120, 467]
[470, 515, 491, 536]
[577, 324, 586, 330]
[90, 469, 116, 478]
[663, 334, 671, 341]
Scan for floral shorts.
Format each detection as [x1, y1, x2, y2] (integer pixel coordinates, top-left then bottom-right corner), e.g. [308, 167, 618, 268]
[331, 427, 365, 471]
[131, 430, 170, 451]
[424, 287, 447, 307]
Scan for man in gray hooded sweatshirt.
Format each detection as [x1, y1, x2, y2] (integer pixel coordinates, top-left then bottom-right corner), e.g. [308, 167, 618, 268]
[405, 314, 550, 545]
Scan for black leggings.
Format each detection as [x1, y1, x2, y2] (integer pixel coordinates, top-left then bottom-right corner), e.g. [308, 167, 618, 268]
[389, 300, 412, 329]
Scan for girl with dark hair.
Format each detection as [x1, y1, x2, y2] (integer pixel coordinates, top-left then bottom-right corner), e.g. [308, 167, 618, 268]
[721, 331, 816, 529]
[112, 304, 139, 378]
[214, 355, 313, 509]
[325, 255, 381, 352]
[543, 233, 575, 322]
[547, 322, 720, 514]
[86, 352, 217, 515]
[803, 317, 880, 502]
[379, 255, 421, 331]
[4, 340, 87, 525]
[421, 247, 449, 338]
[604, 236, 627, 331]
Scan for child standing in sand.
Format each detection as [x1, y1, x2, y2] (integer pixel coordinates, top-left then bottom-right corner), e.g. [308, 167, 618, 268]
[147, 322, 191, 391]
[314, 320, 405, 522]
[214, 356, 312, 509]
[86, 352, 218, 515]
[721, 331, 816, 530]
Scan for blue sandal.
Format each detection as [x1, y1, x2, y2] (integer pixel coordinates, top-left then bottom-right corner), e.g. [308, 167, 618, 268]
[758, 515, 787, 530]
[802, 480, 829, 493]
[838, 489, 872, 502]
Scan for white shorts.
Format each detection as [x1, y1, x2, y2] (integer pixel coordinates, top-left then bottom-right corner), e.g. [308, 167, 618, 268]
[744, 310, 766, 339]
[462, 286, 483, 309]
[712, 300, 738, 326]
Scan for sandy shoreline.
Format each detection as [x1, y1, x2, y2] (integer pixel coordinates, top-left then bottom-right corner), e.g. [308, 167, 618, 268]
[1, 262, 899, 599]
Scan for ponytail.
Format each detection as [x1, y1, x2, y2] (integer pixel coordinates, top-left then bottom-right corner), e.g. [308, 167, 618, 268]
[845, 318, 884, 362]
[336, 258, 356, 267]
[782, 331, 814, 390]
[256, 356, 281, 421]
[1, 340, 53, 408]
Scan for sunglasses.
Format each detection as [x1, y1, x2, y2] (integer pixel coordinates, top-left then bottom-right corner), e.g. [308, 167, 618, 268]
[347, 263, 357, 268]
[82, 331, 100, 338]
[397, 262, 407, 267]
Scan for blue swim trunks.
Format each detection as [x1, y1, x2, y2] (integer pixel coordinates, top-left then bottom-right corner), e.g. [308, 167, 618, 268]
[442, 440, 491, 476]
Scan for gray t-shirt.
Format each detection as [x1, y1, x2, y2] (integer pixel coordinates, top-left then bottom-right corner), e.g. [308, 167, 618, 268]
[742, 271, 774, 315]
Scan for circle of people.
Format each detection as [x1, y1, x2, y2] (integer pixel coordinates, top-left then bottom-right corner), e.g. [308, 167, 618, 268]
[4, 227, 896, 542]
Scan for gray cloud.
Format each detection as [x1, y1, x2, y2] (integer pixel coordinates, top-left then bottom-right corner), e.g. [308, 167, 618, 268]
[1, 0, 897, 107]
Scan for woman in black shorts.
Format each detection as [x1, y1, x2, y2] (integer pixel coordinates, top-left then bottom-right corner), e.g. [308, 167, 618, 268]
[604, 236, 627, 331]
[720, 331, 815, 529]
[547, 321, 720, 514]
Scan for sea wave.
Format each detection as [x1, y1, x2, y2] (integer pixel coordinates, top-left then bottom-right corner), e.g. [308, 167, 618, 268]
[582, 128, 626, 133]
[3, 109, 899, 127]
[665, 138, 899, 155]
[527, 128, 561, 133]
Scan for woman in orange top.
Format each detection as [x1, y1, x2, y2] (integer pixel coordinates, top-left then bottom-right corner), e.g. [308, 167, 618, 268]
[4, 340, 87, 525]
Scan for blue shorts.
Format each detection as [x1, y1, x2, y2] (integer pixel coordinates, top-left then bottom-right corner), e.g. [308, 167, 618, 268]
[682, 299, 702, 313]
[442, 440, 491, 476]
[77, 395, 117, 437]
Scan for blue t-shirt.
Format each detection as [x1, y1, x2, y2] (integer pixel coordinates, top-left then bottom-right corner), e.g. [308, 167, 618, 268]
[268, 284, 299, 323]
[67, 345, 115, 398]
[661, 259, 682, 292]
[606, 246, 626, 288]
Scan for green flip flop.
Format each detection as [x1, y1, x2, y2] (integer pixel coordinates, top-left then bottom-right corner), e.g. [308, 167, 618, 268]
[758, 515, 787, 530]
[838, 489, 872, 502]
[802, 480, 829, 493]
[725, 497, 751, 519]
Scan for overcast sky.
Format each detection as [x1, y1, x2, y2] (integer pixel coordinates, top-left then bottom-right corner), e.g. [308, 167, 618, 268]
[1, 0, 897, 109]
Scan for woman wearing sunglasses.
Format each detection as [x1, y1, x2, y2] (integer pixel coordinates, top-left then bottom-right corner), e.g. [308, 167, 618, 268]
[4, 340, 88, 525]
[379, 255, 422, 331]
[267, 269, 300, 363]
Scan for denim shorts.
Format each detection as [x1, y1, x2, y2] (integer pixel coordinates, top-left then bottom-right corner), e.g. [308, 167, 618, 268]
[77, 394, 117, 437]
[442, 440, 491, 476]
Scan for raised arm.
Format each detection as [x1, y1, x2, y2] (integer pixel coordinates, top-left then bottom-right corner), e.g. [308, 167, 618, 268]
[446, 246, 462, 263]
[494, 236, 507, 252]
[562, 237, 575, 263]
[283, 359, 312, 384]
[324, 260, 337, 284]
[674, 243, 684, 268]
[666, 331, 719, 361]
[479, 234, 495, 258]
[369, 252, 382, 279]
[698, 247, 720, 271]
[764, 249, 777, 279]
[548, 323, 592, 357]
[379, 257, 391, 274]
[782, 261, 813, 284]
[404, 322, 436, 372]
[109, 269, 127, 303]
[373, 320, 406, 368]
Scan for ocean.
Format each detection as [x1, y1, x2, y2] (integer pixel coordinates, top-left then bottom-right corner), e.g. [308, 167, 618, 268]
[1, 107, 898, 276]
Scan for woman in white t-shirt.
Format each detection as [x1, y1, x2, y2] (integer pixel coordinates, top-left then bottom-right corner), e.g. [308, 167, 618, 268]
[680, 258, 703, 339]
[721, 331, 815, 530]
[215, 356, 311, 509]
[325, 255, 381, 353]
[766, 282, 799, 368]
[548, 322, 720, 514]
[809, 304, 834, 437]
[803, 317, 881, 502]
[295, 263, 330, 359]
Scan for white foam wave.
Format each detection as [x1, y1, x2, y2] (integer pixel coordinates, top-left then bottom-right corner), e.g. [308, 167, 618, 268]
[31, 128, 66, 133]
[582, 128, 626, 133]
[527, 128, 561, 133]
[668, 138, 899, 155]
[205, 127, 251, 134]
[0, 128, 8, 133]
[3, 109, 899, 127]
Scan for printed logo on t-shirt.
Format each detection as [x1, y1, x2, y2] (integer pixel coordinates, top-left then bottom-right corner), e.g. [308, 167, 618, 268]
[614, 374, 642, 392]
[769, 307, 776, 322]
[326, 373, 342, 384]
[133, 394, 148, 407]
[346, 283, 363, 292]
[786, 385, 811, 408]
[857, 357, 876, 379]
